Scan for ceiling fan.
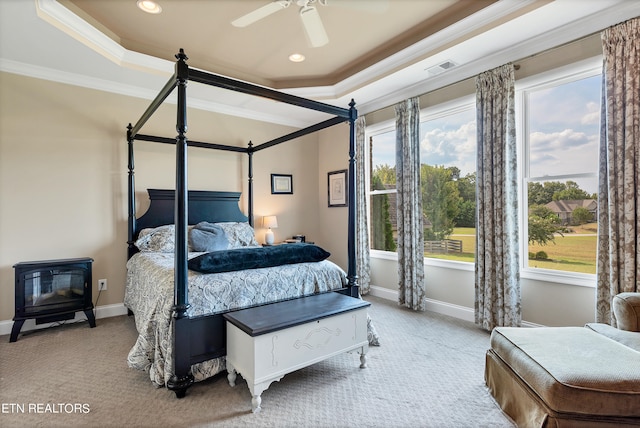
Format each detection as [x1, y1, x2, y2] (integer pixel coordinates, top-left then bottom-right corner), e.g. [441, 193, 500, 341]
[231, 0, 330, 48]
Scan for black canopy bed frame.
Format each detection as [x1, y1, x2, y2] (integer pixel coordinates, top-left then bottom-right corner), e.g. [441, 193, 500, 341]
[126, 49, 359, 398]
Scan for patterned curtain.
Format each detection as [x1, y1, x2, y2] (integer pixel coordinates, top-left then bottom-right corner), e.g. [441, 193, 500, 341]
[395, 97, 426, 311]
[596, 18, 640, 325]
[474, 64, 521, 331]
[355, 116, 371, 295]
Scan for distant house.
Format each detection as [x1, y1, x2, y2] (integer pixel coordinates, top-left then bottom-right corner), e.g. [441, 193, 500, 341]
[545, 199, 597, 224]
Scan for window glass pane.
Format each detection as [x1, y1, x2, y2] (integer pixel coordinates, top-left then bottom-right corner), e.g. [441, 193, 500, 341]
[528, 76, 600, 177]
[420, 107, 476, 262]
[525, 74, 600, 274]
[370, 129, 396, 190]
[370, 193, 397, 251]
[370, 129, 397, 251]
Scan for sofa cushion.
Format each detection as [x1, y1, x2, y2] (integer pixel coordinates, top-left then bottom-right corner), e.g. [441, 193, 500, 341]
[490, 326, 640, 418]
[614, 292, 640, 332]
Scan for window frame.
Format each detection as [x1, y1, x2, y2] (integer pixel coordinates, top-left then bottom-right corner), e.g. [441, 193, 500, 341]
[515, 56, 602, 288]
[367, 120, 397, 259]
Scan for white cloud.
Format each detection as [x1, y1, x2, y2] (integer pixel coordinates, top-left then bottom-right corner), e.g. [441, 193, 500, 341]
[529, 128, 598, 177]
[581, 101, 600, 125]
[420, 120, 476, 175]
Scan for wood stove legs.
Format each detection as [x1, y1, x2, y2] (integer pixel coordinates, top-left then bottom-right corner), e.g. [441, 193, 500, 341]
[9, 319, 24, 342]
[9, 309, 96, 342]
[84, 309, 97, 328]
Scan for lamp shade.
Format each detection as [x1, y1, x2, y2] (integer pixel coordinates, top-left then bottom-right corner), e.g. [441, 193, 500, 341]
[263, 215, 278, 229]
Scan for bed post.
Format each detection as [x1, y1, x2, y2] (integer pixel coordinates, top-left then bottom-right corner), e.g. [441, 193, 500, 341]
[347, 99, 359, 298]
[127, 124, 137, 258]
[167, 49, 194, 398]
[247, 141, 254, 227]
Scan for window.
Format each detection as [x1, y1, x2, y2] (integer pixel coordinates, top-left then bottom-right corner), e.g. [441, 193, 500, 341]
[419, 101, 476, 263]
[368, 98, 476, 263]
[369, 127, 397, 252]
[368, 58, 601, 283]
[519, 61, 600, 278]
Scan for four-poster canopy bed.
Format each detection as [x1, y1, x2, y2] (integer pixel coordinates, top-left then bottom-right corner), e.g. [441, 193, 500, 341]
[124, 49, 361, 398]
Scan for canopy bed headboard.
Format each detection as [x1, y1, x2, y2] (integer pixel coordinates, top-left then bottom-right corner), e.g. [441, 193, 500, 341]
[126, 49, 359, 398]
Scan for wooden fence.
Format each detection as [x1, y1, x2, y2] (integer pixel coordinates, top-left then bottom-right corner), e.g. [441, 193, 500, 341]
[424, 239, 463, 253]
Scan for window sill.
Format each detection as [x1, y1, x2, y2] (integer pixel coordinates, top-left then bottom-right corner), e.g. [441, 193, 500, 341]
[370, 250, 597, 287]
[370, 250, 474, 272]
[520, 268, 596, 288]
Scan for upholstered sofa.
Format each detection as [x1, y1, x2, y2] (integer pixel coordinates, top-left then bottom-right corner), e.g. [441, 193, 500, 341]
[485, 292, 640, 427]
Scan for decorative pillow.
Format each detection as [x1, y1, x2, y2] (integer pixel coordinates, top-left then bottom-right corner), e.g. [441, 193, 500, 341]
[135, 225, 194, 252]
[189, 222, 229, 252]
[215, 222, 260, 248]
[188, 243, 330, 274]
[135, 225, 177, 252]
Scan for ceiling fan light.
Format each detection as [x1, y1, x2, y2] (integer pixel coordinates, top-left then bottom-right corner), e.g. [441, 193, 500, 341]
[299, 6, 328, 47]
[136, 0, 162, 14]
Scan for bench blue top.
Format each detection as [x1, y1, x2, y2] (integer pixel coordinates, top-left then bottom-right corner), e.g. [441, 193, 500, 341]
[223, 292, 370, 337]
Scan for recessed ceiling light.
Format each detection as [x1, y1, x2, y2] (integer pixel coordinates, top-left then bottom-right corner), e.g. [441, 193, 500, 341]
[137, 0, 162, 14]
[289, 53, 305, 63]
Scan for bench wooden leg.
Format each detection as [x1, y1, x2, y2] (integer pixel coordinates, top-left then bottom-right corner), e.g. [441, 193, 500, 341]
[227, 362, 237, 387]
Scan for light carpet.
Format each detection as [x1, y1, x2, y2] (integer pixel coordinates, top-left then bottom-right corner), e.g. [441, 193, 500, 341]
[0, 296, 514, 428]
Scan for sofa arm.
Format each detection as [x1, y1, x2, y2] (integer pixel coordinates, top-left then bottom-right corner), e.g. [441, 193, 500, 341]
[585, 323, 640, 352]
[614, 292, 640, 332]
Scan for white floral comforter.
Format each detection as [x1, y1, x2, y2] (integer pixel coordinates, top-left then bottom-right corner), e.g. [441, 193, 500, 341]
[124, 251, 348, 387]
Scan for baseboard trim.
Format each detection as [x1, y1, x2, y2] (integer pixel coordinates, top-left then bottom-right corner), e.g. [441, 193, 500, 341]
[0, 303, 128, 338]
[368, 285, 475, 322]
[367, 285, 542, 327]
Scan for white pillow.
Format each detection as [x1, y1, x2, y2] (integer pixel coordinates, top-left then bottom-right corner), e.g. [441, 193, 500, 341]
[135, 225, 195, 252]
[214, 222, 260, 248]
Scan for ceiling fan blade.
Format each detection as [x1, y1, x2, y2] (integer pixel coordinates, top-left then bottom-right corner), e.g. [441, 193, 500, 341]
[231, 1, 292, 28]
[299, 5, 328, 47]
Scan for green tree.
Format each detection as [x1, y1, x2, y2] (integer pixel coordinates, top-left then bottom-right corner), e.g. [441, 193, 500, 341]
[529, 180, 596, 205]
[453, 172, 476, 227]
[528, 204, 563, 246]
[528, 181, 567, 205]
[421, 164, 461, 240]
[571, 206, 593, 225]
[370, 175, 396, 252]
[373, 164, 396, 187]
[552, 180, 593, 201]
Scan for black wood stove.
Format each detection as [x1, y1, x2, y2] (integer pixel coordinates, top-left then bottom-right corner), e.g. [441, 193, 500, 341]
[10, 257, 96, 342]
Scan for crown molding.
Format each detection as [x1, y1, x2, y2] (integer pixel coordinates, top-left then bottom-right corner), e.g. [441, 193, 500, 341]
[0, 58, 309, 128]
[357, 0, 636, 115]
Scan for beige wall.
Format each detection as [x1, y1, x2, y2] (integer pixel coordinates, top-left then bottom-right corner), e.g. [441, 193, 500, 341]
[317, 122, 350, 269]
[0, 72, 322, 324]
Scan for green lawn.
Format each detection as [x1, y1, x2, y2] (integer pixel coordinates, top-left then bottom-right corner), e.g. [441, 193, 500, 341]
[424, 225, 597, 274]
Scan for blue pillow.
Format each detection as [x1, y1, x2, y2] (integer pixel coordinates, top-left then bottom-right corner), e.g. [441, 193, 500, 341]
[189, 222, 229, 252]
[188, 243, 330, 274]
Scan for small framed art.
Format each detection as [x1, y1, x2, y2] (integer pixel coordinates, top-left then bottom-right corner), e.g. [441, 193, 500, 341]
[271, 174, 293, 194]
[327, 169, 348, 207]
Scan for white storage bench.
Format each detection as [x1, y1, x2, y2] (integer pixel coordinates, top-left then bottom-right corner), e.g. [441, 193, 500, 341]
[223, 292, 370, 413]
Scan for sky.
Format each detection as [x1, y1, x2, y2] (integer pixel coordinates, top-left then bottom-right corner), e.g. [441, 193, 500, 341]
[371, 73, 601, 193]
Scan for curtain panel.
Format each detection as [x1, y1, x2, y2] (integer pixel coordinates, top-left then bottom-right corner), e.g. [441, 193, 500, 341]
[355, 116, 371, 295]
[474, 64, 521, 331]
[395, 97, 426, 311]
[596, 17, 640, 325]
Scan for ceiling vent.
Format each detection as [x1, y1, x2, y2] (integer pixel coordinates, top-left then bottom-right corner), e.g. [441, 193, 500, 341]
[426, 60, 458, 77]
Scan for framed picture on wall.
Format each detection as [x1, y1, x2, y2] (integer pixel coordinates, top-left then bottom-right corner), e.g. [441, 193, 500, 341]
[327, 169, 348, 207]
[271, 174, 293, 194]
